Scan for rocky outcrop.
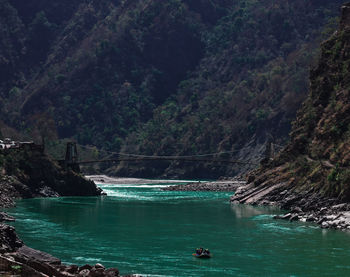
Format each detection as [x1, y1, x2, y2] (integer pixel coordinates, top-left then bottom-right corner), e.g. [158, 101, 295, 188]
[0, 243, 121, 276]
[164, 180, 246, 191]
[231, 3, 350, 230]
[0, 147, 103, 208]
[0, 224, 23, 254]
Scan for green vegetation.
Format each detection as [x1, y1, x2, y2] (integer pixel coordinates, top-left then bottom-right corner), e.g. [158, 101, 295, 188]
[10, 265, 22, 273]
[0, 0, 345, 177]
[250, 5, 350, 201]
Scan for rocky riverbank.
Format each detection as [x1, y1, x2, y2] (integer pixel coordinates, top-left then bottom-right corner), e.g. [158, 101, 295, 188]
[0, 210, 124, 277]
[0, 148, 129, 276]
[0, 148, 103, 209]
[231, 3, 350, 232]
[0, 219, 120, 276]
[163, 180, 246, 191]
[231, 181, 350, 231]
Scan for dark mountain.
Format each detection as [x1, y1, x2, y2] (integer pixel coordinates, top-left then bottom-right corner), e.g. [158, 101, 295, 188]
[113, 0, 345, 178]
[0, 0, 346, 178]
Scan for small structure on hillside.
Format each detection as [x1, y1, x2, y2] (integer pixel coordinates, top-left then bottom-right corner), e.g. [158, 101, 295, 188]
[0, 138, 16, 149]
[0, 138, 44, 152]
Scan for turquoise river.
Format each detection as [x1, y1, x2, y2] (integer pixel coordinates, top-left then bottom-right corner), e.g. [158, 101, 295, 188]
[6, 180, 350, 276]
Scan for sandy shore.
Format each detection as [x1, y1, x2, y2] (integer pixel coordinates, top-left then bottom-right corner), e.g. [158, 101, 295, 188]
[86, 175, 192, 185]
[86, 175, 247, 192]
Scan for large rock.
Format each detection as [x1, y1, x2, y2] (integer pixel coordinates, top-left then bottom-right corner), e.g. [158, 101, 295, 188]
[16, 245, 61, 265]
[0, 224, 23, 253]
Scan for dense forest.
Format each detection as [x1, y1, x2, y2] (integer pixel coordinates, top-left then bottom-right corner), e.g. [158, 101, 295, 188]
[0, 0, 346, 178]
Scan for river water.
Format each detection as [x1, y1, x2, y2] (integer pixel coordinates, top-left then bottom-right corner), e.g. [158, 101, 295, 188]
[7, 181, 350, 276]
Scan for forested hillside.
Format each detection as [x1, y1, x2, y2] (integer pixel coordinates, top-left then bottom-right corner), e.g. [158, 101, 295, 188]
[232, 3, 350, 206]
[0, 0, 346, 178]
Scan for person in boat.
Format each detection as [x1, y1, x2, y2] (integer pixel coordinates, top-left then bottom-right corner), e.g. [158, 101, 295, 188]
[203, 249, 210, 255]
[196, 248, 203, 255]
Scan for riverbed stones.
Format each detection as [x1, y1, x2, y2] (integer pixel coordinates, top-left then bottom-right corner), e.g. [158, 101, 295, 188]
[79, 264, 93, 271]
[163, 180, 246, 191]
[291, 207, 303, 213]
[306, 214, 317, 222]
[67, 264, 79, 274]
[38, 185, 60, 197]
[282, 213, 292, 220]
[289, 214, 299, 222]
[89, 267, 105, 277]
[332, 203, 348, 211]
[232, 180, 350, 231]
[105, 268, 119, 276]
[78, 269, 91, 277]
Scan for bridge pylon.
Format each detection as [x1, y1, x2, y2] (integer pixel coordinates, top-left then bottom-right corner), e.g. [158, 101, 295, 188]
[65, 142, 78, 163]
[63, 142, 80, 173]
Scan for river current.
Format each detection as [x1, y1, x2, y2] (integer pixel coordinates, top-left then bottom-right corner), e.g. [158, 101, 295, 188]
[7, 180, 350, 276]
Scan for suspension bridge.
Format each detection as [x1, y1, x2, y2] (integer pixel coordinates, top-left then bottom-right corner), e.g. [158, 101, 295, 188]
[58, 142, 284, 172]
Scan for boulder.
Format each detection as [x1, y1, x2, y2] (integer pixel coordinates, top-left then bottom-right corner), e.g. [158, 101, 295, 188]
[289, 214, 299, 222]
[291, 207, 302, 214]
[306, 214, 317, 222]
[78, 269, 91, 277]
[79, 264, 93, 272]
[38, 186, 60, 197]
[94, 263, 105, 269]
[332, 203, 348, 211]
[319, 207, 328, 215]
[89, 267, 105, 277]
[66, 264, 79, 274]
[0, 255, 47, 277]
[17, 245, 61, 265]
[0, 224, 23, 253]
[281, 213, 292, 220]
[105, 268, 120, 276]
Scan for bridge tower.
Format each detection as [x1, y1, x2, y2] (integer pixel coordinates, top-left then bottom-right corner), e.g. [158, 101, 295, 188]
[64, 142, 80, 173]
[65, 142, 78, 163]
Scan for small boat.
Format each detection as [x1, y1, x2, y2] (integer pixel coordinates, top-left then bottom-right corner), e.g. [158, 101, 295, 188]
[192, 252, 212, 258]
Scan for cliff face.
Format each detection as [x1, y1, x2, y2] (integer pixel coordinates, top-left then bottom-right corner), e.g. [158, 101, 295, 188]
[232, 3, 350, 208]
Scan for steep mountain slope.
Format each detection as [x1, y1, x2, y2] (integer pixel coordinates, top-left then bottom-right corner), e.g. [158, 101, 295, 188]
[115, 0, 345, 177]
[232, 3, 350, 208]
[0, 0, 346, 178]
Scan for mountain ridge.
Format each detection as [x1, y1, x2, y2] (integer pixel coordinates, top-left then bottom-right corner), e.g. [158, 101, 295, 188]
[0, 0, 346, 178]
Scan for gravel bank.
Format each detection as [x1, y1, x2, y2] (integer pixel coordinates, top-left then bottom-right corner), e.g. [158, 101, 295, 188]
[163, 180, 246, 191]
